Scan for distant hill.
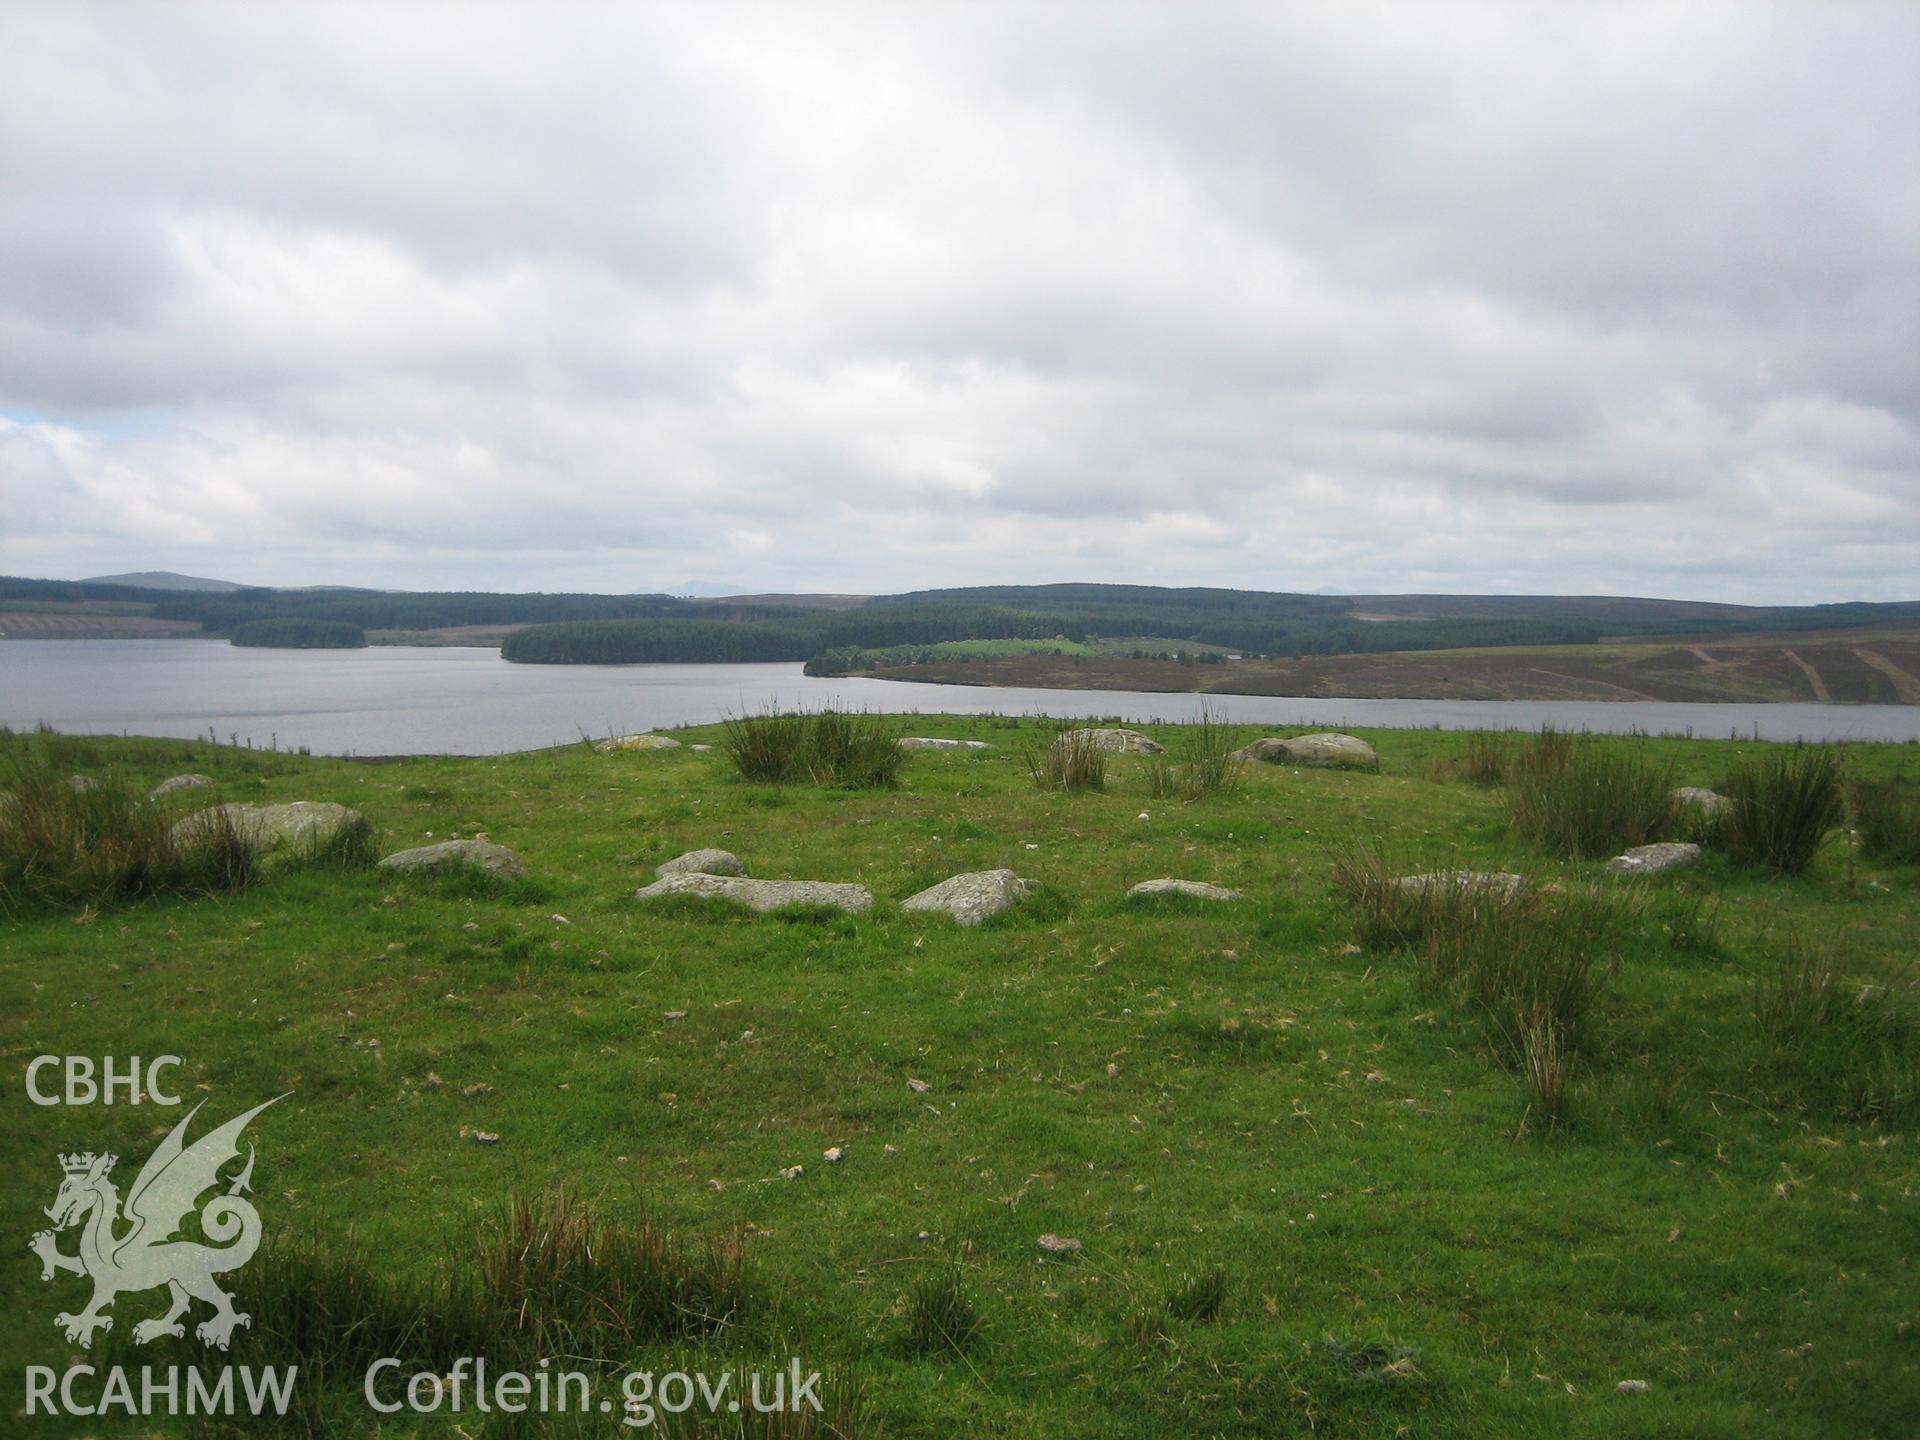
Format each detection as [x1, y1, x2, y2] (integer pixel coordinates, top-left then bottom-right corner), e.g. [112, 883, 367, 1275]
[716, 593, 871, 611]
[674, 580, 752, 597]
[83, 570, 248, 592]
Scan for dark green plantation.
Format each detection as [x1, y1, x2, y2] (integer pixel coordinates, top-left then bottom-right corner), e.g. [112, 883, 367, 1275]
[1, 719, 1916, 1437]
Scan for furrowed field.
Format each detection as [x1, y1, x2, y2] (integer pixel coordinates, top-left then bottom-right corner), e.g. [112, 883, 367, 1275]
[2, 718, 1916, 1437]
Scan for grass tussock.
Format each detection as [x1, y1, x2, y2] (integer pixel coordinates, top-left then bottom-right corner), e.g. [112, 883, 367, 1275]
[903, 1263, 981, 1356]
[1505, 727, 1675, 860]
[1721, 745, 1842, 874]
[1025, 726, 1106, 793]
[1433, 731, 1513, 786]
[478, 1188, 745, 1348]
[1415, 883, 1618, 1059]
[1652, 887, 1725, 956]
[0, 762, 257, 915]
[1145, 707, 1243, 802]
[1122, 1266, 1228, 1359]
[1852, 778, 1920, 864]
[721, 707, 905, 789]
[112, 1189, 749, 1429]
[1328, 838, 1517, 953]
[1332, 840, 1620, 1125]
[1322, 1333, 1424, 1386]
[1753, 937, 1920, 1123]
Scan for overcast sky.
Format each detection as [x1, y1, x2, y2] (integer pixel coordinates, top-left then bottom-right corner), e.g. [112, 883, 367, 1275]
[1, 2, 1915, 601]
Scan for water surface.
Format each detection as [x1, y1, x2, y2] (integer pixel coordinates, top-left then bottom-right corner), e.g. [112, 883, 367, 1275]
[3, 640, 1916, 755]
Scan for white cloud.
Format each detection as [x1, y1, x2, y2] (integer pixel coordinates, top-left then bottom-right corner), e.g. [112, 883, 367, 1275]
[0, 1, 1914, 602]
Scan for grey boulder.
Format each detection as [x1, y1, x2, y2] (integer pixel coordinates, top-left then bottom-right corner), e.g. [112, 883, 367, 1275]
[898, 737, 993, 751]
[657, 848, 745, 877]
[379, 839, 526, 878]
[1057, 728, 1164, 755]
[635, 873, 873, 915]
[150, 774, 213, 798]
[901, 869, 1033, 925]
[1672, 786, 1733, 818]
[1234, 732, 1379, 771]
[1395, 870, 1527, 900]
[1606, 842, 1702, 877]
[1126, 878, 1246, 903]
[171, 801, 364, 854]
[593, 734, 682, 753]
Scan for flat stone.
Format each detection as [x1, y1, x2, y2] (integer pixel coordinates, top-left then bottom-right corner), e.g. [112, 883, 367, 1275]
[593, 734, 682, 753]
[1056, 727, 1164, 755]
[379, 839, 526, 878]
[1126, 878, 1246, 902]
[171, 801, 363, 854]
[898, 737, 993, 750]
[1234, 732, 1378, 770]
[901, 868, 1033, 925]
[656, 848, 745, 877]
[150, 774, 213, 798]
[1394, 870, 1527, 900]
[1606, 842, 1702, 876]
[634, 872, 873, 915]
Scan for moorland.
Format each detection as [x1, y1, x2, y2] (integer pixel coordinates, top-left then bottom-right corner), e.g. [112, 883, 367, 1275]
[2, 715, 1917, 1436]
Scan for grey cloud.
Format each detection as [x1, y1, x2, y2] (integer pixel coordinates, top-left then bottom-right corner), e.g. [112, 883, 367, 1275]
[0, 1, 1915, 603]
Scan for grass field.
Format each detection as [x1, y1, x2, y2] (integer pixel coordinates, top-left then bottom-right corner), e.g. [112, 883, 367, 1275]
[2, 720, 1917, 1436]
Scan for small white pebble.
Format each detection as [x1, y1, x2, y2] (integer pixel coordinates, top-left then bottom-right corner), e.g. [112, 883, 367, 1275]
[1136, 811, 1150, 821]
[1037, 1233, 1082, 1255]
[907, 1078, 931, 1093]
[664, 1010, 688, 1021]
[1616, 1379, 1651, 1394]
[780, 1165, 804, 1181]
[549, 913, 570, 925]
[470, 1131, 500, 1146]
[823, 1146, 845, 1164]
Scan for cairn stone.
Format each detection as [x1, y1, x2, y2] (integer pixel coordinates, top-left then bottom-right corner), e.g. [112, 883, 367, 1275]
[593, 734, 681, 753]
[1394, 870, 1526, 900]
[1126, 878, 1246, 902]
[1672, 786, 1733, 819]
[379, 839, 526, 878]
[635, 873, 873, 916]
[171, 801, 363, 854]
[1606, 842, 1702, 877]
[150, 774, 213, 798]
[1057, 728, 1164, 755]
[901, 869, 1033, 925]
[656, 848, 745, 877]
[1233, 732, 1379, 771]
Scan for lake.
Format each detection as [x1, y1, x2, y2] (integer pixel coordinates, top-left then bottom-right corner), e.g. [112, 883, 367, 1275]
[3, 639, 1917, 755]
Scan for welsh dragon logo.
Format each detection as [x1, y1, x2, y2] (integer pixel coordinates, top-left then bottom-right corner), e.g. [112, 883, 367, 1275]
[29, 1095, 285, 1350]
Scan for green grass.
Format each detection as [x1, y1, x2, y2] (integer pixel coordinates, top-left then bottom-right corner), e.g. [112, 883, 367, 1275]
[720, 707, 906, 789]
[1721, 745, 1844, 874]
[1144, 705, 1243, 802]
[1024, 725, 1107, 793]
[2, 717, 1916, 1436]
[0, 746, 259, 915]
[1853, 777, 1920, 864]
[1505, 727, 1676, 859]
